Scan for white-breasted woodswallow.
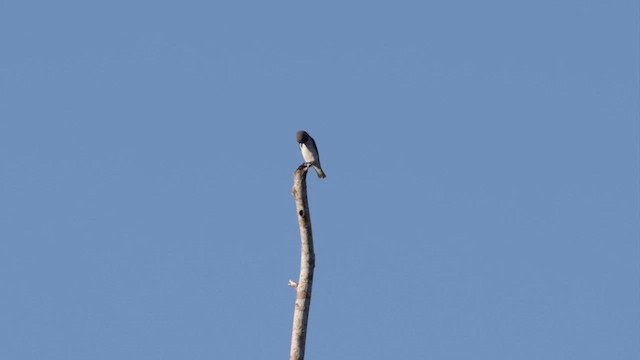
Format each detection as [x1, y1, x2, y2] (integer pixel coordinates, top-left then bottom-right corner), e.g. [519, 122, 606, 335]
[296, 130, 326, 179]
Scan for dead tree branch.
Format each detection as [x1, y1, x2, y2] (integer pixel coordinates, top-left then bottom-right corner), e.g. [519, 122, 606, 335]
[289, 164, 316, 360]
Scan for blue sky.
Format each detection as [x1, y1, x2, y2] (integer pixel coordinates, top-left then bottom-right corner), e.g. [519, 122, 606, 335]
[1, 1, 638, 359]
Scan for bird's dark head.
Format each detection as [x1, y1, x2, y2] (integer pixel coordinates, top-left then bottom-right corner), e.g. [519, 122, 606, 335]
[296, 130, 309, 143]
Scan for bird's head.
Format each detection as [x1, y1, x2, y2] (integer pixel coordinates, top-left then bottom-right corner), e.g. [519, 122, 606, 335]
[296, 130, 309, 143]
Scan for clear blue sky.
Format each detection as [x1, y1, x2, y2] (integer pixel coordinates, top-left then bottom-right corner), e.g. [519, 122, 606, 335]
[1, 1, 638, 359]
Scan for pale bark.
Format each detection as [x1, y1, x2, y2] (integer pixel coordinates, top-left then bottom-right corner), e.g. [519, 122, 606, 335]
[289, 164, 316, 360]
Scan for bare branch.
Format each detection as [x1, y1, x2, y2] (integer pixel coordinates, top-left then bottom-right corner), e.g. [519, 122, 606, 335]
[289, 163, 316, 360]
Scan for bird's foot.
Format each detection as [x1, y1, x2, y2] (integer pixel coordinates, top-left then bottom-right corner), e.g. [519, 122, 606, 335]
[296, 162, 312, 172]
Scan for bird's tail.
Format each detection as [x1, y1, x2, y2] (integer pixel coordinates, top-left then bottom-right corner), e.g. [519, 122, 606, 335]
[314, 165, 326, 179]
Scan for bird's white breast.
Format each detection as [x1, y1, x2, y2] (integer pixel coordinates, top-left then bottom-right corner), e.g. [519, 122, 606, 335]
[300, 143, 316, 163]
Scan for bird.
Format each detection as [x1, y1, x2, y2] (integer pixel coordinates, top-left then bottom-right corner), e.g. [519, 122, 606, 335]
[296, 130, 326, 179]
